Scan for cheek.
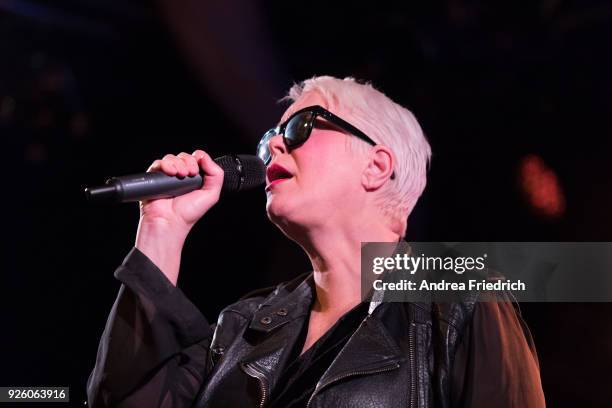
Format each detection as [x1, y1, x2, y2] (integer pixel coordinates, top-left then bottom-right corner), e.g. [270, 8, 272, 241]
[297, 136, 348, 174]
[265, 143, 362, 227]
[295, 139, 361, 196]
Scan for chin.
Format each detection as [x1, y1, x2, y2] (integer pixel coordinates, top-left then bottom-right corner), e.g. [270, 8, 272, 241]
[266, 194, 292, 223]
[266, 195, 310, 235]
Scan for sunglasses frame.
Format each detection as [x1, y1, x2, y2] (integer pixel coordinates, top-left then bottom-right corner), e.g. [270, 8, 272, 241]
[258, 105, 378, 163]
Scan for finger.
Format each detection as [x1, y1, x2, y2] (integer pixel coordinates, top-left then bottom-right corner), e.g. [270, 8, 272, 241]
[198, 151, 224, 177]
[164, 153, 188, 177]
[160, 154, 178, 175]
[192, 149, 206, 161]
[147, 159, 162, 173]
[178, 152, 199, 176]
[197, 151, 224, 192]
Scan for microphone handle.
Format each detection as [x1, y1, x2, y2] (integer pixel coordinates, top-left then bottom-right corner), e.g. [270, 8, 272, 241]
[123, 172, 202, 203]
[85, 172, 203, 203]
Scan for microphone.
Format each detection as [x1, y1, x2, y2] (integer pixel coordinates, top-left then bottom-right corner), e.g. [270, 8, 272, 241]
[83, 154, 266, 203]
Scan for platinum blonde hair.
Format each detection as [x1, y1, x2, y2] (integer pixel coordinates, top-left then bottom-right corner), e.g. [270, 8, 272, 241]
[283, 76, 432, 237]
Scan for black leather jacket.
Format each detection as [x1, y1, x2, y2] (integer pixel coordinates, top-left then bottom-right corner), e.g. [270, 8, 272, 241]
[87, 248, 545, 407]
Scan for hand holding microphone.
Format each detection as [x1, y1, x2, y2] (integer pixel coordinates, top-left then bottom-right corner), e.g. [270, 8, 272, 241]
[83, 150, 266, 285]
[138, 150, 227, 232]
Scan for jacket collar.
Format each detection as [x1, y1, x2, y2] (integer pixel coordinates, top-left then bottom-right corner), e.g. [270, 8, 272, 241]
[240, 272, 405, 397]
[239, 273, 315, 395]
[248, 272, 314, 333]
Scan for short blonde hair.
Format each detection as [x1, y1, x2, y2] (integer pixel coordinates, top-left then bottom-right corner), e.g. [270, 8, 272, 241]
[283, 76, 431, 237]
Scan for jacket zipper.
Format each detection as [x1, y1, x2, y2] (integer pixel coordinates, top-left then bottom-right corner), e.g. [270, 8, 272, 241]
[305, 361, 400, 408]
[241, 363, 270, 408]
[409, 322, 417, 408]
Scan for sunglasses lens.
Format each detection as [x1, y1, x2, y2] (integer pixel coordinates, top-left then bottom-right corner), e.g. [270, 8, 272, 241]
[284, 111, 314, 147]
[257, 129, 276, 164]
[258, 111, 315, 164]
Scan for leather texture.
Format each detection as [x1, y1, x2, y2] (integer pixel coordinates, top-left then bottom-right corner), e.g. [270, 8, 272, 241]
[193, 272, 479, 408]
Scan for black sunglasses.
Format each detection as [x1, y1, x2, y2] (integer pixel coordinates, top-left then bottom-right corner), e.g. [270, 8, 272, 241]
[257, 105, 379, 165]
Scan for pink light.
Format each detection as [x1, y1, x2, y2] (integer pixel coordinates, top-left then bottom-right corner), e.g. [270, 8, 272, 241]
[519, 154, 566, 219]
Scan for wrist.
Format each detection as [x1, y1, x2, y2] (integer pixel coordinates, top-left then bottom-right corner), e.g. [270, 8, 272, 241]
[135, 218, 190, 285]
[137, 215, 191, 240]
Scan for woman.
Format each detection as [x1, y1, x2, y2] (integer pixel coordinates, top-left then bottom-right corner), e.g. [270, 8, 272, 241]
[87, 76, 545, 407]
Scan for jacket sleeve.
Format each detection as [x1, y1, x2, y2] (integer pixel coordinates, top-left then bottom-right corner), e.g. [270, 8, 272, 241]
[87, 247, 215, 408]
[450, 299, 546, 408]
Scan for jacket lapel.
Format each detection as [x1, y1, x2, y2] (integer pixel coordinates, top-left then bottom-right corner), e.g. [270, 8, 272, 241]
[313, 312, 405, 391]
[237, 272, 408, 405]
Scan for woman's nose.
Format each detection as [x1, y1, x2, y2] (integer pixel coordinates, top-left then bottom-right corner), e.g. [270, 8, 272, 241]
[268, 134, 287, 160]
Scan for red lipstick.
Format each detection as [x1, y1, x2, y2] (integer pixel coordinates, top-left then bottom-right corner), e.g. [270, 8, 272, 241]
[266, 163, 293, 191]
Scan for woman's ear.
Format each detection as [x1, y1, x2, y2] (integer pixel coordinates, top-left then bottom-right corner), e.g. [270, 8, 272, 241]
[362, 145, 394, 191]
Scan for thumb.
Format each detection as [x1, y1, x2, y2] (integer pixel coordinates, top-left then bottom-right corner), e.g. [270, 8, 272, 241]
[194, 150, 224, 192]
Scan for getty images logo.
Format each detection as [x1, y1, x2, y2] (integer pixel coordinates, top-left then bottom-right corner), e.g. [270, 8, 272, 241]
[372, 253, 488, 275]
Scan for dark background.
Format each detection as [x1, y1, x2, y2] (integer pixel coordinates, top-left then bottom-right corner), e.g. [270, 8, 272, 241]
[2, 0, 611, 406]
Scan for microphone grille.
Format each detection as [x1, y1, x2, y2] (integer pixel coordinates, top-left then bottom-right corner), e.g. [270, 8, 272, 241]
[214, 154, 266, 192]
[236, 154, 267, 190]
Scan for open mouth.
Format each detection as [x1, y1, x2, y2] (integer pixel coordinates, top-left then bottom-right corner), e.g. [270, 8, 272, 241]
[266, 163, 293, 190]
